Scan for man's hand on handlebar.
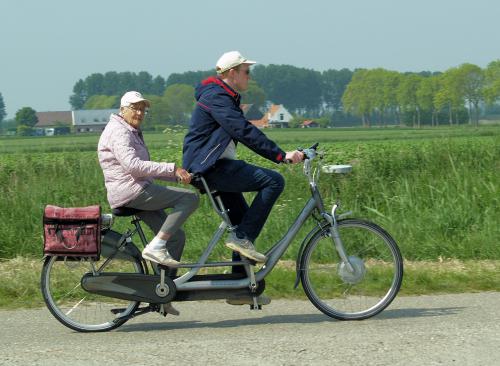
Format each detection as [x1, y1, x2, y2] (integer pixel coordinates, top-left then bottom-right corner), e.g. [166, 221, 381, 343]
[285, 150, 304, 164]
[175, 167, 192, 184]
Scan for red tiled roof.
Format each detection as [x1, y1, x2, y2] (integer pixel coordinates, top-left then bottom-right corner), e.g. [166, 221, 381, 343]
[266, 104, 281, 119]
[249, 118, 268, 128]
[35, 111, 72, 127]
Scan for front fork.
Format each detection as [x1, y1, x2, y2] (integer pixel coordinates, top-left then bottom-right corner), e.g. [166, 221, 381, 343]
[294, 205, 354, 288]
[323, 204, 355, 273]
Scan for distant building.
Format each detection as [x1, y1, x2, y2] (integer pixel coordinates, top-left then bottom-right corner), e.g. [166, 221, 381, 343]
[249, 104, 292, 128]
[35, 109, 117, 134]
[73, 109, 116, 133]
[301, 120, 320, 128]
[35, 111, 72, 128]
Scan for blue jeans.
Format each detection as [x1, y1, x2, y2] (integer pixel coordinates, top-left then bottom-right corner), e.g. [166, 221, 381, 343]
[203, 159, 285, 243]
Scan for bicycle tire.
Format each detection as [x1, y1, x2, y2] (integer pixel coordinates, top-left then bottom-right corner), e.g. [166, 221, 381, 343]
[41, 254, 144, 332]
[300, 218, 403, 320]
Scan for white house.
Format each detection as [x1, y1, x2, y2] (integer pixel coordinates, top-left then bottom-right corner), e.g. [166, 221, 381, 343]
[249, 104, 292, 128]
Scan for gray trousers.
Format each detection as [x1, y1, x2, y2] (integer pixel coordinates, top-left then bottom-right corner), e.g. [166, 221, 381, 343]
[126, 183, 199, 262]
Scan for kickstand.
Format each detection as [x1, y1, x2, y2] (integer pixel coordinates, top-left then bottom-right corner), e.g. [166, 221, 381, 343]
[111, 304, 157, 323]
[250, 297, 262, 310]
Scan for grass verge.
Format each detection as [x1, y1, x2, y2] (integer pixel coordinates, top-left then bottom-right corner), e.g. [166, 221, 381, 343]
[1, 257, 498, 309]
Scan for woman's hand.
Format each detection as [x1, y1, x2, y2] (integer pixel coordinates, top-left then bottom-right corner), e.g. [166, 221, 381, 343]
[175, 167, 192, 184]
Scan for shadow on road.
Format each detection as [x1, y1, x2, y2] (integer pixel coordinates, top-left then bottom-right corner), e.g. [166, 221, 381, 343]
[118, 313, 328, 332]
[117, 306, 464, 332]
[376, 306, 465, 320]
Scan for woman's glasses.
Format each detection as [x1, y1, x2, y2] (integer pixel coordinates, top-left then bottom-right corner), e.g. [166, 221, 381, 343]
[126, 106, 149, 115]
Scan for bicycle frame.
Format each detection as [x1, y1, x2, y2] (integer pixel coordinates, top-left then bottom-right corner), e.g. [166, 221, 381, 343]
[95, 145, 353, 297]
[174, 195, 319, 291]
[42, 142, 403, 332]
[171, 147, 352, 291]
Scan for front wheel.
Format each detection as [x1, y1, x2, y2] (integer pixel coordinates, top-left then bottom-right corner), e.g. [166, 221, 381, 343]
[41, 254, 144, 332]
[300, 219, 403, 320]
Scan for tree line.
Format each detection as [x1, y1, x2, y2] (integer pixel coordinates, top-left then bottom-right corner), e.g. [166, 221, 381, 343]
[69, 71, 167, 110]
[343, 62, 500, 127]
[165, 65, 353, 117]
[69, 67, 354, 116]
[67, 66, 355, 127]
[69, 60, 500, 127]
[3, 60, 500, 132]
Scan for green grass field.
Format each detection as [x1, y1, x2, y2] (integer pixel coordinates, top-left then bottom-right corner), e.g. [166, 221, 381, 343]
[1, 126, 498, 260]
[0, 126, 499, 307]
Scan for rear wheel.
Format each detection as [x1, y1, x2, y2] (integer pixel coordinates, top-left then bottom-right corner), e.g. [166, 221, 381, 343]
[41, 254, 144, 332]
[300, 219, 403, 320]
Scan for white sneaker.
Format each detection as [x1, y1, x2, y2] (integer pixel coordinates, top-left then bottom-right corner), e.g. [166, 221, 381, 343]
[225, 233, 267, 263]
[142, 246, 180, 267]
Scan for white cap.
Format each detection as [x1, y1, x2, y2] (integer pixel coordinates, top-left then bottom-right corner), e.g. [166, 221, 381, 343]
[120, 91, 150, 108]
[216, 51, 257, 74]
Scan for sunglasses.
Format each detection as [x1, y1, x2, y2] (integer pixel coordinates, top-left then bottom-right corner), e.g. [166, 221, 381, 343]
[233, 67, 250, 75]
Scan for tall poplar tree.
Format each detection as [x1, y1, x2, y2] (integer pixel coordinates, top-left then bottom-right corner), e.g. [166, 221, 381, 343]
[0, 92, 6, 122]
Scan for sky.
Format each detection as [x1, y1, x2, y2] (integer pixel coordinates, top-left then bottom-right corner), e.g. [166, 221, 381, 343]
[1, 0, 499, 119]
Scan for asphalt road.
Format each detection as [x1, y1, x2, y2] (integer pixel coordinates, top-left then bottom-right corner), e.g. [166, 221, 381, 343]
[1, 292, 499, 366]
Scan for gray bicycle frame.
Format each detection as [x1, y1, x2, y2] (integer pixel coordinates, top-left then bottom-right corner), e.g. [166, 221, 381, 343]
[173, 152, 354, 292]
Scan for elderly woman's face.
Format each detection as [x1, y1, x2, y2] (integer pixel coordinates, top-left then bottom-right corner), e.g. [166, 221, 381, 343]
[121, 101, 148, 128]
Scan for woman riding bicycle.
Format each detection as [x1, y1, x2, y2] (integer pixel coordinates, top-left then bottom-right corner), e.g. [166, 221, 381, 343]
[98, 91, 199, 269]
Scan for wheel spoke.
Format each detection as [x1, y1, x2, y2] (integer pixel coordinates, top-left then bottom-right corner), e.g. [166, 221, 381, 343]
[301, 219, 403, 320]
[41, 252, 143, 332]
[65, 296, 86, 316]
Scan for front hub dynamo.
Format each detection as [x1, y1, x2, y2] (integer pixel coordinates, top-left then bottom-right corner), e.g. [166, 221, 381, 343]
[337, 256, 366, 284]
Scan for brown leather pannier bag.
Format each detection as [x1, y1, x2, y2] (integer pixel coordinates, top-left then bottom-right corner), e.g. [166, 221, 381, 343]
[43, 205, 101, 258]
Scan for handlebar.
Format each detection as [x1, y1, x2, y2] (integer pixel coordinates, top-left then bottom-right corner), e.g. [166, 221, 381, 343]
[300, 142, 319, 160]
[284, 142, 320, 164]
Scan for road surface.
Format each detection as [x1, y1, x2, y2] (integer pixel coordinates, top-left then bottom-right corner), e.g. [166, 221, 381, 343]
[1, 292, 499, 365]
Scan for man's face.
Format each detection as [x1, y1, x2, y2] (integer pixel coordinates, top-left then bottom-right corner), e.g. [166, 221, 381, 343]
[232, 64, 251, 92]
[121, 101, 148, 128]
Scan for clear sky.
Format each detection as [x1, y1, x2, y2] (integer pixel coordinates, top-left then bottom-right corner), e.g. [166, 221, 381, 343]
[1, 0, 499, 118]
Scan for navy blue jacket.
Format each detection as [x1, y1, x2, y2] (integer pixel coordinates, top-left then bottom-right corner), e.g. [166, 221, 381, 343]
[183, 77, 285, 174]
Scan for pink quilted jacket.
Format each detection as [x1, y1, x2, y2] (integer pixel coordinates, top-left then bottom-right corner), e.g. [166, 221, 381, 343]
[98, 114, 176, 208]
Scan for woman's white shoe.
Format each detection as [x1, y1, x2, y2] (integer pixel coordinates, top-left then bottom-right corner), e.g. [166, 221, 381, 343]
[141, 246, 180, 267]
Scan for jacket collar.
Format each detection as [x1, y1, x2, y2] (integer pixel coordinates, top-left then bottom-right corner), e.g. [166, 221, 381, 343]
[201, 76, 240, 100]
[111, 113, 143, 137]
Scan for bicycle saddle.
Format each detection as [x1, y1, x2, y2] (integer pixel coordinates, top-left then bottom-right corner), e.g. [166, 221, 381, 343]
[111, 206, 142, 217]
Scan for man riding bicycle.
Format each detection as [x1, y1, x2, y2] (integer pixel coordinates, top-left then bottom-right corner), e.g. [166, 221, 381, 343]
[182, 51, 303, 271]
